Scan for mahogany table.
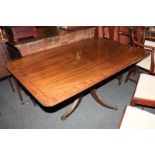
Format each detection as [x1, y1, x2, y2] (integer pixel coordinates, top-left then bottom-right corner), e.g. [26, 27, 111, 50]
[6, 38, 148, 119]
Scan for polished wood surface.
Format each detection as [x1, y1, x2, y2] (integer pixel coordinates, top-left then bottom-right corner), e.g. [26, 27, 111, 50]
[6, 38, 148, 107]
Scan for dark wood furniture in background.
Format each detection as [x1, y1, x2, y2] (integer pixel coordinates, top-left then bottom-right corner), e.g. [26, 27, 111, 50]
[0, 28, 15, 92]
[0, 28, 9, 78]
[6, 38, 148, 119]
[4, 26, 37, 43]
[4, 26, 58, 44]
[4, 26, 60, 60]
[13, 27, 95, 57]
[4, 26, 130, 58]
[0, 43, 10, 78]
[4, 26, 59, 60]
[97, 26, 130, 44]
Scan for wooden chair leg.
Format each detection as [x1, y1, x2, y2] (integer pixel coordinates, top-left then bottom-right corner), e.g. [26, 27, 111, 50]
[125, 66, 141, 84]
[125, 70, 133, 83]
[130, 99, 136, 106]
[8, 77, 15, 92]
[31, 97, 37, 106]
[14, 79, 24, 105]
[130, 99, 144, 109]
[117, 75, 123, 85]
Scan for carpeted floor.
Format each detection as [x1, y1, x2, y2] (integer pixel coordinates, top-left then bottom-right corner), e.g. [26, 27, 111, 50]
[0, 71, 155, 129]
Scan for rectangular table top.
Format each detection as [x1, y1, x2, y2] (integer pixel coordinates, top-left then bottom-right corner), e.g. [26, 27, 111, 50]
[6, 38, 148, 107]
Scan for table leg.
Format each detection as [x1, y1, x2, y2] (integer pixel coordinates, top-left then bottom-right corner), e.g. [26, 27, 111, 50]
[8, 77, 15, 92]
[90, 89, 117, 110]
[14, 79, 24, 105]
[31, 97, 37, 106]
[61, 97, 83, 120]
[117, 75, 123, 85]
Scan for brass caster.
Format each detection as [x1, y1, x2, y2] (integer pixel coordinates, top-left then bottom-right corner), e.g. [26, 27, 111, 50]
[112, 106, 118, 110]
[33, 103, 37, 106]
[61, 115, 66, 120]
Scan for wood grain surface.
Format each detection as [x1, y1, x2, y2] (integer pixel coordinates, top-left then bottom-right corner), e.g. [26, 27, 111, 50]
[6, 38, 148, 107]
